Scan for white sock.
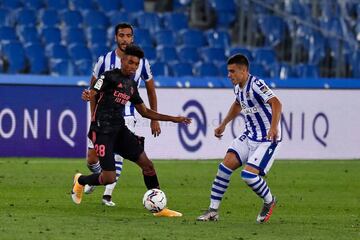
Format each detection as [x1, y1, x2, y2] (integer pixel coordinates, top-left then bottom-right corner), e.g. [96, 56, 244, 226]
[103, 155, 123, 196]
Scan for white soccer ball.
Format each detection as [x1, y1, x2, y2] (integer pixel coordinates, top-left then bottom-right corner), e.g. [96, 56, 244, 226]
[142, 189, 167, 213]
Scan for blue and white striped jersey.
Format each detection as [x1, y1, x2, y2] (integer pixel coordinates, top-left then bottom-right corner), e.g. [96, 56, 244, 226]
[92, 50, 153, 116]
[234, 74, 281, 142]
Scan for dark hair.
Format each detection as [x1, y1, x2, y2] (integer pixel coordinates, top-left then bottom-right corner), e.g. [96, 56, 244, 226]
[124, 44, 144, 59]
[114, 22, 134, 35]
[227, 54, 249, 69]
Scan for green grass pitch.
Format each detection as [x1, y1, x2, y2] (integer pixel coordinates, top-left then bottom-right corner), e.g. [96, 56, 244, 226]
[0, 158, 359, 240]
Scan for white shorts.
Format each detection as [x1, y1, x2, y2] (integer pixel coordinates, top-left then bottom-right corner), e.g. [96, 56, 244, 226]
[87, 115, 136, 149]
[227, 134, 281, 176]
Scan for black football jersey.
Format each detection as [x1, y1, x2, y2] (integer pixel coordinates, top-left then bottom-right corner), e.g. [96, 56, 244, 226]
[90, 68, 143, 132]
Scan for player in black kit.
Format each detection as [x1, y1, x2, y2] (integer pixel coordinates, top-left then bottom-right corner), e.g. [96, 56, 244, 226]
[71, 45, 191, 217]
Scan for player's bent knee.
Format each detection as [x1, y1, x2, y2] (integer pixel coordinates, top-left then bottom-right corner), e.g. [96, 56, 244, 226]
[142, 162, 156, 176]
[87, 149, 98, 164]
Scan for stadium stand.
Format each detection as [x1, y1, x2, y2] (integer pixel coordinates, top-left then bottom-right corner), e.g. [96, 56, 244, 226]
[0, 0, 358, 80]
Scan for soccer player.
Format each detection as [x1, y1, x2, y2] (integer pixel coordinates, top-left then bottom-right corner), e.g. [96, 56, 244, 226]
[72, 45, 191, 217]
[197, 54, 282, 223]
[84, 22, 161, 206]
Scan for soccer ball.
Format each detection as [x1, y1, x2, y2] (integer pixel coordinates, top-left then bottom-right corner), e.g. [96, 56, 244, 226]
[142, 189, 167, 213]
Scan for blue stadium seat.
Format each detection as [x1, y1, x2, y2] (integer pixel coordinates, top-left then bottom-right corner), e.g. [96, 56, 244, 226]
[83, 10, 109, 28]
[41, 27, 62, 45]
[97, 0, 122, 12]
[193, 62, 219, 76]
[24, 43, 48, 74]
[17, 26, 41, 45]
[1, 41, 27, 73]
[156, 45, 178, 62]
[250, 63, 270, 78]
[229, 46, 254, 61]
[61, 10, 83, 27]
[24, 0, 45, 9]
[86, 27, 107, 47]
[162, 12, 188, 31]
[50, 59, 75, 76]
[209, 0, 236, 27]
[205, 29, 231, 48]
[169, 62, 193, 76]
[154, 30, 176, 47]
[68, 44, 92, 60]
[179, 29, 207, 48]
[133, 28, 153, 47]
[62, 27, 87, 45]
[177, 46, 200, 63]
[200, 47, 226, 64]
[150, 62, 169, 76]
[284, 0, 311, 20]
[258, 15, 288, 47]
[0, 8, 13, 27]
[271, 62, 295, 79]
[45, 43, 69, 59]
[69, 0, 97, 11]
[142, 46, 156, 61]
[109, 11, 134, 26]
[90, 43, 108, 62]
[253, 48, 277, 67]
[296, 64, 319, 78]
[46, 0, 69, 10]
[74, 59, 93, 75]
[135, 12, 162, 34]
[15, 9, 37, 27]
[218, 62, 228, 77]
[0, 26, 18, 42]
[1, 0, 23, 9]
[121, 0, 144, 12]
[39, 9, 60, 27]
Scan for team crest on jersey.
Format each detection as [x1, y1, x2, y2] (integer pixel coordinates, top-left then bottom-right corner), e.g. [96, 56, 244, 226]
[94, 79, 103, 90]
[246, 92, 250, 98]
[260, 85, 269, 94]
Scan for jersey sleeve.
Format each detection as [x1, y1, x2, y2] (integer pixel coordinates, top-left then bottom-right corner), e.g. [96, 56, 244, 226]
[91, 72, 109, 92]
[141, 58, 153, 82]
[233, 85, 241, 104]
[130, 83, 144, 105]
[252, 79, 275, 103]
[92, 56, 104, 78]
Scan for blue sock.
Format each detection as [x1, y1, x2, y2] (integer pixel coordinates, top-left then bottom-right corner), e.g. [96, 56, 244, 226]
[209, 163, 233, 210]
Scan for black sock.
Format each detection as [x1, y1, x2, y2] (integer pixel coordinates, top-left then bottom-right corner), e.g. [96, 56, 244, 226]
[78, 173, 101, 186]
[143, 174, 159, 189]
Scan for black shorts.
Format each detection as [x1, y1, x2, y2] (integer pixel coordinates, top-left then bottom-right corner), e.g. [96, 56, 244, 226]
[88, 127, 144, 171]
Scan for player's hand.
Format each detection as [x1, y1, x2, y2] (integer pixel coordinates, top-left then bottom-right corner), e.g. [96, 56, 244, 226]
[150, 120, 161, 137]
[81, 89, 91, 101]
[266, 127, 278, 143]
[172, 116, 192, 125]
[214, 124, 226, 138]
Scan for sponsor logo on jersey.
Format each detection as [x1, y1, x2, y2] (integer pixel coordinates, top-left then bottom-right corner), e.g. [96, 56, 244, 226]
[94, 79, 103, 90]
[241, 105, 259, 115]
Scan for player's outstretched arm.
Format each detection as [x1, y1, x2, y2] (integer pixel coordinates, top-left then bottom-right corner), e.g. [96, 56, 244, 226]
[215, 101, 241, 138]
[266, 96, 282, 142]
[135, 103, 191, 124]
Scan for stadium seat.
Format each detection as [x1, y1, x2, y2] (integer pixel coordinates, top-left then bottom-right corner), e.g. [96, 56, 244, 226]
[162, 12, 188, 31]
[46, 0, 69, 11]
[200, 47, 226, 64]
[133, 28, 153, 47]
[1, 41, 27, 73]
[40, 27, 62, 45]
[0, 8, 13, 27]
[62, 27, 87, 45]
[86, 27, 108, 47]
[153, 30, 176, 47]
[229, 46, 254, 61]
[90, 43, 109, 62]
[97, 0, 122, 12]
[83, 10, 109, 28]
[39, 9, 61, 27]
[0, 26, 18, 42]
[177, 46, 200, 63]
[135, 12, 162, 34]
[156, 45, 178, 62]
[218, 62, 228, 77]
[271, 62, 295, 79]
[253, 48, 277, 67]
[74, 59, 93, 75]
[250, 63, 270, 78]
[24, 43, 49, 74]
[284, 0, 311, 20]
[24, 0, 45, 9]
[208, 0, 236, 27]
[142, 46, 157, 61]
[169, 62, 193, 76]
[193, 62, 219, 76]
[296, 64, 319, 78]
[109, 11, 134, 26]
[68, 44, 92, 61]
[45, 43, 70, 60]
[17, 26, 42, 45]
[49, 59, 75, 76]
[258, 15, 288, 47]
[121, 0, 144, 12]
[69, 0, 97, 11]
[61, 10, 83, 27]
[205, 29, 231, 48]
[14, 9, 37, 27]
[1, 0, 23, 9]
[178, 29, 207, 48]
[150, 62, 169, 76]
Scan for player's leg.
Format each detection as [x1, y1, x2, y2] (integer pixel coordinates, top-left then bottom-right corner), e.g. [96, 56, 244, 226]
[240, 141, 281, 223]
[84, 138, 101, 194]
[197, 135, 249, 221]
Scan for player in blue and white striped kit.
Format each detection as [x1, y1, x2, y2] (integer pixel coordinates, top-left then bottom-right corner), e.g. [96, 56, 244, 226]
[84, 23, 161, 206]
[197, 54, 282, 223]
